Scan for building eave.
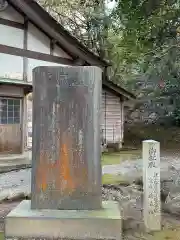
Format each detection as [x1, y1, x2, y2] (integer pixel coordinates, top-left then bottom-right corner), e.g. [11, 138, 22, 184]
[5, 0, 134, 99]
[103, 80, 136, 100]
[8, 0, 109, 67]
[0, 78, 135, 100]
[0, 78, 33, 95]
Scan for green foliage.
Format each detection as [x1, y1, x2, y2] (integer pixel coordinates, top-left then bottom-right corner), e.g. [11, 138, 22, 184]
[0, 232, 3, 240]
[38, 0, 180, 122]
[38, 0, 110, 57]
[112, 0, 180, 58]
[173, 108, 180, 126]
[102, 174, 125, 185]
[101, 153, 121, 165]
[111, 0, 180, 126]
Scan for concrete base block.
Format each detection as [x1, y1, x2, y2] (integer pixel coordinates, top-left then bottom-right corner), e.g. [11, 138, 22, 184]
[5, 200, 122, 240]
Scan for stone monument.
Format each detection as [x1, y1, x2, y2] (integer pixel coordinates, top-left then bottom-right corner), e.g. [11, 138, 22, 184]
[5, 66, 122, 240]
[143, 140, 161, 231]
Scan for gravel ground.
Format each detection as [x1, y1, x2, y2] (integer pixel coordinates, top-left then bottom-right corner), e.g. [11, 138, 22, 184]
[0, 152, 180, 239]
[0, 169, 31, 202]
[1, 186, 180, 240]
[0, 155, 180, 202]
[0, 156, 179, 193]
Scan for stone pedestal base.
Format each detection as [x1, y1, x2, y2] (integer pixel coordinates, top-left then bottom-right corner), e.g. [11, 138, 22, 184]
[5, 200, 122, 240]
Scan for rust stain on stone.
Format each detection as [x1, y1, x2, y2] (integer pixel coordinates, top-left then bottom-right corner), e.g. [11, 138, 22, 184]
[36, 135, 75, 194]
[58, 142, 75, 193]
[36, 150, 48, 191]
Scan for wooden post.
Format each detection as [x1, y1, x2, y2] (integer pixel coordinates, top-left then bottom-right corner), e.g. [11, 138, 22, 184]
[143, 140, 161, 231]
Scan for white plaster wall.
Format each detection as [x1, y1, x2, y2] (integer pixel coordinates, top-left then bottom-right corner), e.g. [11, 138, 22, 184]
[54, 44, 72, 59]
[0, 5, 24, 23]
[28, 23, 50, 54]
[27, 23, 72, 58]
[26, 99, 32, 148]
[0, 25, 24, 48]
[0, 53, 23, 80]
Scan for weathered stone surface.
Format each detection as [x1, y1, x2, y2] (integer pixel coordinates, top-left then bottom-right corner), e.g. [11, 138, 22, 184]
[5, 200, 122, 240]
[143, 140, 161, 231]
[4, 66, 123, 240]
[1, 156, 180, 202]
[2, 187, 180, 240]
[31, 66, 102, 210]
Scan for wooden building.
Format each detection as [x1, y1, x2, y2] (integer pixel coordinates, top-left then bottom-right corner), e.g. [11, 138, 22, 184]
[0, 0, 135, 154]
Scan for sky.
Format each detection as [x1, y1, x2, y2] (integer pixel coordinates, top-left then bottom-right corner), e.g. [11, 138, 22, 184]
[106, 0, 116, 10]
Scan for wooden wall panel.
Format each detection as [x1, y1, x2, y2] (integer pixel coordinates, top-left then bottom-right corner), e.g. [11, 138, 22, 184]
[102, 89, 124, 145]
[0, 124, 21, 153]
